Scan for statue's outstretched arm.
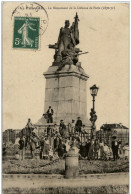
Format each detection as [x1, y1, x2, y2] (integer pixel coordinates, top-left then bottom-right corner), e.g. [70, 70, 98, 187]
[18, 24, 25, 33]
[29, 25, 36, 31]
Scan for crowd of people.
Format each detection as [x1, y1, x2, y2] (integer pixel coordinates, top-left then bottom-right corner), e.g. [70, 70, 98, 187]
[17, 116, 129, 161]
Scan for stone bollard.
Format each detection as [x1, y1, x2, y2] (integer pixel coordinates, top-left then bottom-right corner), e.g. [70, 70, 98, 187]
[25, 149, 32, 159]
[15, 153, 19, 160]
[65, 147, 79, 178]
[35, 149, 40, 159]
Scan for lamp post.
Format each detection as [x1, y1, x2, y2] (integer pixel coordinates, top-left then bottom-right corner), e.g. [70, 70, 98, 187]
[90, 84, 99, 139]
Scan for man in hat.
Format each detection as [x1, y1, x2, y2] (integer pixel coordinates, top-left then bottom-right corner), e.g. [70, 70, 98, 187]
[40, 137, 45, 159]
[47, 106, 54, 123]
[75, 117, 83, 134]
[68, 120, 75, 136]
[54, 132, 61, 153]
[111, 136, 119, 161]
[86, 138, 91, 159]
[19, 136, 25, 160]
[59, 120, 66, 137]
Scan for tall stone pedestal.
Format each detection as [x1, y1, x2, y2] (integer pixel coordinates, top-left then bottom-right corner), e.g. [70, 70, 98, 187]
[36, 64, 91, 129]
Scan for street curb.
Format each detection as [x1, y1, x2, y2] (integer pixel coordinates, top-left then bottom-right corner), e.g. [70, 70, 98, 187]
[3, 172, 128, 179]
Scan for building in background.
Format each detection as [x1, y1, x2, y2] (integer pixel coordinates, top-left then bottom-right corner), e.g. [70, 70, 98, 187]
[3, 129, 21, 144]
[96, 123, 129, 146]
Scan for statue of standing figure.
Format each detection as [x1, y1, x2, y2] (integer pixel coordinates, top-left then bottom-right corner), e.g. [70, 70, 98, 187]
[49, 13, 82, 67]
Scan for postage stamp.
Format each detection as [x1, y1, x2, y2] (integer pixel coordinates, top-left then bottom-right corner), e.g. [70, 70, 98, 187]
[11, 2, 49, 35]
[13, 17, 40, 49]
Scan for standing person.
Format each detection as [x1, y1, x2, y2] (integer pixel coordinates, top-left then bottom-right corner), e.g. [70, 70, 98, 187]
[81, 125, 86, 143]
[54, 133, 62, 153]
[40, 137, 45, 159]
[68, 120, 75, 136]
[43, 137, 50, 159]
[19, 137, 25, 160]
[30, 139, 36, 159]
[80, 141, 87, 158]
[94, 139, 100, 160]
[25, 118, 34, 147]
[63, 124, 69, 139]
[88, 139, 95, 160]
[118, 141, 123, 159]
[50, 128, 55, 150]
[47, 106, 54, 123]
[25, 118, 34, 132]
[103, 142, 110, 160]
[59, 120, 66, 137]
[59, 120, 64, 133]
[47, 125, 52, 137]
[75, 117, 82, 134]
[123, 143, 129, 160]
[68, 123, 72, 136]
[111, 136, 119, 161]
[86, 139, 91, 159]
[99, 140, 104, 160]
[71, 120, 75, 135]
[49, 146, 54, 160]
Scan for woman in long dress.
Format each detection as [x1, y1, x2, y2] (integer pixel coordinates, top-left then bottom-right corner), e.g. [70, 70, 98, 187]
[99, 141, 104, 159]
[18, 19, 36, 47]
[43, 137, 50, 157]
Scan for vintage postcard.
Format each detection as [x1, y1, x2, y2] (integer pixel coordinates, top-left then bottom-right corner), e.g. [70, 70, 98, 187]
[2, 2, 129, 194]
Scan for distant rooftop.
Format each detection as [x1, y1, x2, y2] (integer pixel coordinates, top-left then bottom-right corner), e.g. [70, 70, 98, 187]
[100, 123, 128, 130]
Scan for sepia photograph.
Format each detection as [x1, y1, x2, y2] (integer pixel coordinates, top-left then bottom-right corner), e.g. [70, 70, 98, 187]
[2, 2, 129, 194]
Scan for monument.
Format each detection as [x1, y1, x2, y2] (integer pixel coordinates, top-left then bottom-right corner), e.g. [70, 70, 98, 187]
[36, 13, 91, 131]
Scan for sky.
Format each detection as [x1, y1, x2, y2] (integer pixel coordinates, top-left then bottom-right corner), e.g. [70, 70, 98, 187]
[3, 2, 129, 131]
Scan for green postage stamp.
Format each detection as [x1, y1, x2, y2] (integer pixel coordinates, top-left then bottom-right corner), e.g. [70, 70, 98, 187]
[13, 17, 40, 49]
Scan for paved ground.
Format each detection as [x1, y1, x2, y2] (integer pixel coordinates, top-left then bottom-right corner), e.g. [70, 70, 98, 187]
[3, 173, 129, 189]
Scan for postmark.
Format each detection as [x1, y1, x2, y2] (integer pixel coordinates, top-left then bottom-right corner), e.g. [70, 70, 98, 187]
[12, 2, 49, 50]
[13, 17, 40, 49]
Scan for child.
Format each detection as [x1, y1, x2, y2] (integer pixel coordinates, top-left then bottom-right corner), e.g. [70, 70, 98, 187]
[123, 143, 129, 160]
[118, 141, 123, 159]
[103, 143, 110, 160]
